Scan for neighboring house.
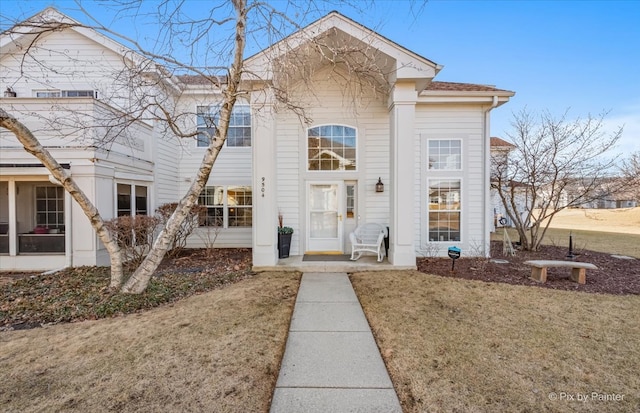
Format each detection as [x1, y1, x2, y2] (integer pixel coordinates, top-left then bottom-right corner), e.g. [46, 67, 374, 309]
[570, 179, 638, 209]
[489, 137, 529, 229]
[0, 8, 514, 271]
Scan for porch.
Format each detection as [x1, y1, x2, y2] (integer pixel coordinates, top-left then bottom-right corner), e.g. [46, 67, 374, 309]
[0, 179, 70, 270]
[252, 255, 416, 273]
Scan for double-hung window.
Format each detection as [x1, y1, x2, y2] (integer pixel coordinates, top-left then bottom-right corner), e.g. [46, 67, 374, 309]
[117, 184, 148, 216]
[427, 139, 462, 242]
[198, 186, 252, 228]
[197, 105, 251, 147]
[428, 180, 461, 242]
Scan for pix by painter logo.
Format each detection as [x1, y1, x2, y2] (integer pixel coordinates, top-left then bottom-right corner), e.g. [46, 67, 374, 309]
[548, 391, 625, 402]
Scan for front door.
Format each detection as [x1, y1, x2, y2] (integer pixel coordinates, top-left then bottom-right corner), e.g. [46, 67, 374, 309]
[307, 182, 344, 252]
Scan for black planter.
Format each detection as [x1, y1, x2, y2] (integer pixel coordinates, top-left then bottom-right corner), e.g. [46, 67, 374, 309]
[278, 233, 292, 258]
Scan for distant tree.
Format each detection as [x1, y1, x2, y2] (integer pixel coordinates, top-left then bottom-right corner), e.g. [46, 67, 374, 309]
[620, 151, 640, 202]
[491, 109, 622, 251]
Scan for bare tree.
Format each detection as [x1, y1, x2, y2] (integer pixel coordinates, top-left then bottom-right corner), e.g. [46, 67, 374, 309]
[620, 151, 640, 202]
[491, 108, 622, 251]
[1, 0, 393, 292]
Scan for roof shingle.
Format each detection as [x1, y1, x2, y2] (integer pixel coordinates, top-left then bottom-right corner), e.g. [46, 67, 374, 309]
[425, 81, 512, 93]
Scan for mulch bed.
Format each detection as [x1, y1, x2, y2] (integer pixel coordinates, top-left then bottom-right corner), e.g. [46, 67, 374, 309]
[417, 241, 640, 295]
[0, 248, 254, 330]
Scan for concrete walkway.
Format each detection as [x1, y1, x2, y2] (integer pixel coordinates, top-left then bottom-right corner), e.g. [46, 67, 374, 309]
[270, 273, 402, 413]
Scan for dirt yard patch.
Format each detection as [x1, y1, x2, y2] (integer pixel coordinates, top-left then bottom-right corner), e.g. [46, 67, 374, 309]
[545, 207, 640, 235]
[0, 271, 300, 413]
[352, 271, 640, 413]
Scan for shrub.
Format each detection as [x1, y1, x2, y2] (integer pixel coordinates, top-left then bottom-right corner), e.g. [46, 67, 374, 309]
[105, 215, 159, 267]
[155, 203, 206, 257]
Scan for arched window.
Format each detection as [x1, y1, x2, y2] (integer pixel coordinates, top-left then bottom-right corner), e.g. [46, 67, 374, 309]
[307, 125, 356, 171]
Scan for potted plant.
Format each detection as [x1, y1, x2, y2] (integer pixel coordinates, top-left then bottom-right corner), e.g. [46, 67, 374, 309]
[277, 213, 294, 258]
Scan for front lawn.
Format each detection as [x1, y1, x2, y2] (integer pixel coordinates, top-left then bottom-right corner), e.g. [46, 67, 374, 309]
[352, 271, 640, 413]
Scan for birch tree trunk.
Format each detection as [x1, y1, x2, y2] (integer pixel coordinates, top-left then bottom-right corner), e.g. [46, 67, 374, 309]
[120, 0, 248, 294]
[0, 108, 125, 287]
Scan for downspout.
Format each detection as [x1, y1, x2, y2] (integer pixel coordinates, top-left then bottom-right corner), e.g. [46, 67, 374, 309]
[483, 96, 499, 257]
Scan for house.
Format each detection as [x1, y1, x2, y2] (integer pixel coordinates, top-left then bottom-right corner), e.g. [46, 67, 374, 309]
[489, 137, 530, 229]
[0, 8, 514, 271]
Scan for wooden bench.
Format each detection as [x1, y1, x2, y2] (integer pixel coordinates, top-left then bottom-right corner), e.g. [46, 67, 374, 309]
[349, 223, 387, 262]
[524, 260, 598, 284]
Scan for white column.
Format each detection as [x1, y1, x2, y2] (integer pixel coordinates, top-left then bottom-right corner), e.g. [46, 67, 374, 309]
[252, 90, 278, 267]
[388, 82, 417, 266]
[8, 179, 16, 256]
[65, 190, 73, 267]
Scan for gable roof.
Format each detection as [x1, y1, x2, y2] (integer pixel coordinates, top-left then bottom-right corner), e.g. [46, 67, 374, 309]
[244, 11, 442, 91]
[1, 8, 132, 60]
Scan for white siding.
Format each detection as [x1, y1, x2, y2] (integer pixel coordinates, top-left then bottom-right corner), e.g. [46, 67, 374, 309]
[274, 66, 390, 255]
[175, 93, 254, 248]
[1, 29, 135, 110]
[415, 104, 486, 256]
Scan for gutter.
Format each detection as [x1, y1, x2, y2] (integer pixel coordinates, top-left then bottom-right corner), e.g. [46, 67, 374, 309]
[483, 96, 499, 257]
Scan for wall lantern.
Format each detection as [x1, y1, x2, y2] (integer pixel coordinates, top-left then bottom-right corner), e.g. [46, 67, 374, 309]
[375, 177, 384, 193]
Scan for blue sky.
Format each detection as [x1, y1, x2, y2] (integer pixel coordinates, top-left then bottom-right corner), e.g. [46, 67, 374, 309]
[2, 0, 638, 154]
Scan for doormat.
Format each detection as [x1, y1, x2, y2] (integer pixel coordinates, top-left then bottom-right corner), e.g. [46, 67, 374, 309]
[302, 254, 352, 262]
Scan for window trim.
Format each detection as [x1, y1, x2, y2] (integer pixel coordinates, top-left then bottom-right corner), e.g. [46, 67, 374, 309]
[196, 104, 252, 148]
[306, 124, 358, 172]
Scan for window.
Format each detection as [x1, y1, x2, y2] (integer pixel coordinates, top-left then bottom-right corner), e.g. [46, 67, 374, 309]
[135, 186, 148, 215]
[35, 90, 61, 98]
[428, 180, 461, 242]
[198, 186, 252, 228]
[35, 90, 97, 98]
[346, 184, 356, 218]
[197, 105, 251, 147]
[62, 90, 97, 98]
[117, 184, 148, 216]
[35, 186, 64, 228]
[428, 139, 461, 170]
[198, 186, 224, 226]
[308, 125, 356, 171]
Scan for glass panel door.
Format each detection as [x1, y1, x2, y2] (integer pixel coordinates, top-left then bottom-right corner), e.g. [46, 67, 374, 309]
[307, 182, 343, 252]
